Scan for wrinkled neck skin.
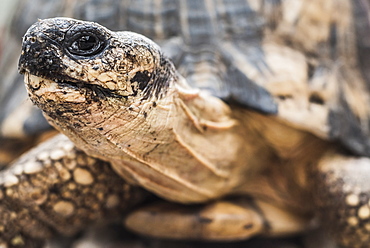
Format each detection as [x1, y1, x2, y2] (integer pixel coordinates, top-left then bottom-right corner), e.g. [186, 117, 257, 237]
[30, 71, 271, 203]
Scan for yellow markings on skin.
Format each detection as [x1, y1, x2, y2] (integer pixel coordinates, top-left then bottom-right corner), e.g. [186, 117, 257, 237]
[53, 201, 75, 217]
[347, 216, 359, 226]
[73, 168, 94, 185]
[358, 205, 370, 219]
[346, 194, 360, 206]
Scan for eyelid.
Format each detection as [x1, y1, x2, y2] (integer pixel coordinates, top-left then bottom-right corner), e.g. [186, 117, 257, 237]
[66, 32, 106, 57]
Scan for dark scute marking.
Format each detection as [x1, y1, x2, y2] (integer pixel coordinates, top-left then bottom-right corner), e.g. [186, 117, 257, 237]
[309, 93, 325, 105]
[23, 108, 53, 136]
[97, 127, 104, 131]
[328, 92, 370, 156]
[224, 65, 278, 114]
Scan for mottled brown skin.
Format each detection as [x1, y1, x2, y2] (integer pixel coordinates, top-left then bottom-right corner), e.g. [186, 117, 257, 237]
[12, 16, 370, 248]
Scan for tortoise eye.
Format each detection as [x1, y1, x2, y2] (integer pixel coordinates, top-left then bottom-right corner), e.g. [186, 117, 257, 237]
[67, 33, 105, 56]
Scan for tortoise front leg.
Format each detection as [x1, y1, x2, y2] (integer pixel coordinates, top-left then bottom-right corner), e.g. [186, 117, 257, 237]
[314, 151, 370, 247]
[0, 134, 147, 247]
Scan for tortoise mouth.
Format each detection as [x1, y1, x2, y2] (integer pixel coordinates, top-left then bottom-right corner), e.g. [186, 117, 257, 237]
[24, 72, 127, 100]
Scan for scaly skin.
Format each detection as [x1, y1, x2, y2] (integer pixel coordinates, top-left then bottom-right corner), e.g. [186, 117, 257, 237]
[0, 134, 147, 247]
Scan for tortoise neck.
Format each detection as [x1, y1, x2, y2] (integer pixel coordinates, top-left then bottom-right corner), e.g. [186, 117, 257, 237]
[106, 80, 271, 203]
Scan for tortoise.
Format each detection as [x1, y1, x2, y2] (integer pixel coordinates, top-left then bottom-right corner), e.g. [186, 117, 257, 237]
[2, 0, 370, 247]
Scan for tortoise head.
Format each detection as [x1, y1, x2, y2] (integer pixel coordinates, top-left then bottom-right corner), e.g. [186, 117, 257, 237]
[18, 18, 180, 168]
[19, 17, 175, 104]
[18, 18, 261, 203]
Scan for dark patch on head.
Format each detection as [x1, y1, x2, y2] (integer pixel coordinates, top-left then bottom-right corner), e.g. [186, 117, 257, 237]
[18, 34, 66, 78]
[130, 70, 151, 93]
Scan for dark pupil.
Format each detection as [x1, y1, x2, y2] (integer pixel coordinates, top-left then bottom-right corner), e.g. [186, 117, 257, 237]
[78, 35, 96, 50]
